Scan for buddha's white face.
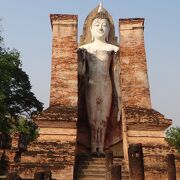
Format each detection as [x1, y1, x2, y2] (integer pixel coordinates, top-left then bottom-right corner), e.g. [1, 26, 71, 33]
[91, 18, 110, 41]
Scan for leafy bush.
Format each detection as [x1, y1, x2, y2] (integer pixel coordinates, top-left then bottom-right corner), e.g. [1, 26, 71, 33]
[12, 117, 39, 143]
[0, 116, 12, 134]
[166, 126, 180, 153]
[0, 23, 42, 143]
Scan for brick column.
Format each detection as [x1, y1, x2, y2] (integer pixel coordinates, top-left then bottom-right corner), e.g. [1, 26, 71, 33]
[111, 165, 121, 180]
[50, 14, 78, 107]
[106, 151, 113, 179]
[128, 143, 145, 180]
[119, 18, 151, 109]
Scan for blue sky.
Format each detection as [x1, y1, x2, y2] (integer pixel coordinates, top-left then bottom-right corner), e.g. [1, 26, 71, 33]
[0, 0, 180, 127]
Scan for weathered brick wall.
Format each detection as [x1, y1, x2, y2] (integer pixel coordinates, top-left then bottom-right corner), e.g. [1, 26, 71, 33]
[8, 14, 79, 180]
[119, 18, 151, 109]
[143, 148, 180, 180]
[121, 107, 180, 180]
[50, 14, 78, 106]
[17, 128, 76, 180]
[0, 123, 77, 180]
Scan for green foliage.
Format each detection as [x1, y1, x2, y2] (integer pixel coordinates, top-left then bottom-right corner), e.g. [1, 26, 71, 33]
[12, 117, 39, 143]
[0, 47, 43, 118]
[166, 126, 180, 153]
[0, 23, 43, 139]
[0, 116, 12, 134]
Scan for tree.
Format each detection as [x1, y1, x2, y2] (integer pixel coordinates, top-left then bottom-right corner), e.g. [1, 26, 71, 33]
[166, 126, 180, 153]
[0, 25, 43, 136]
[13, 116, 39, 143]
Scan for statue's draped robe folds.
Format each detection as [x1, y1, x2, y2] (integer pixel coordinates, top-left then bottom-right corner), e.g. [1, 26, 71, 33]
[76, 5, 122, 153]
[77, 48, 122, 151]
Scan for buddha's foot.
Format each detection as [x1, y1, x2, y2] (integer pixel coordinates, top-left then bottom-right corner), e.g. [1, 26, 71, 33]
[91, 151, 98, 156]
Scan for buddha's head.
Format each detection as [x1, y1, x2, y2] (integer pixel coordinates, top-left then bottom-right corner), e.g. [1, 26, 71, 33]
[91, 3, 110, 42]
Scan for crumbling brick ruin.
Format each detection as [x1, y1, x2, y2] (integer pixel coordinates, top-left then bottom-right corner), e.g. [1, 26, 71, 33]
[0, 5, 179, 180]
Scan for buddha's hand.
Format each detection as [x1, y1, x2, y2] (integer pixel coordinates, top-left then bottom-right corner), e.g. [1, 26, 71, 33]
[117, 110, 121, 122]
[117, 99, 121, 122]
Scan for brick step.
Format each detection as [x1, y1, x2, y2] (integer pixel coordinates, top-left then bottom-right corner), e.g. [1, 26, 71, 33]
[76, 166, 105, 171]
[113, 157, 124, 163]
[77, 159, 106, 163]
[77, 156, 106, 159]
[76, 154, 105, 159]
[75, 155, 127, 180]
[76, 162, 106, 167]
[74, 174, 106, 179]
[77, 158, 106, 163]
[76, 177, 105, 180]
[18, 163, 68, 169]
[74, 172, 106, 176]
[75, 155, 106, 180]
[122, 171, 130, 180]
[76, 169, 106, 175]
[122, 176, 130, 180]
[77, 161, 106, 165]
[121, 166, 128, 172]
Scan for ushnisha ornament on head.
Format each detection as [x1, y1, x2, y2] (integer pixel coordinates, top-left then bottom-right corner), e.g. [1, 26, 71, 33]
[95, 2, 109, 20]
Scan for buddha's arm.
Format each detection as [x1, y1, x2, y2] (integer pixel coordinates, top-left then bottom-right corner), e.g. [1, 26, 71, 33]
[113, 51, 121, 121]
[77, 49, 86, 93]
[78, 49, 86, 76]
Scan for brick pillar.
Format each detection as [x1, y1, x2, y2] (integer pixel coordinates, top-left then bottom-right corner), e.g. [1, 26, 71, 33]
[119, 18, 151, 109]
[7, 172, 21, 180]
[106, 151, 113, 179]
[128, 143, 145, 180]
[111, 165, 121, 180]
[50, 14, 78, 107]
[34, 170, 52, 180]
[0, 151, 9, 175]
[167, 154, 176, 180]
